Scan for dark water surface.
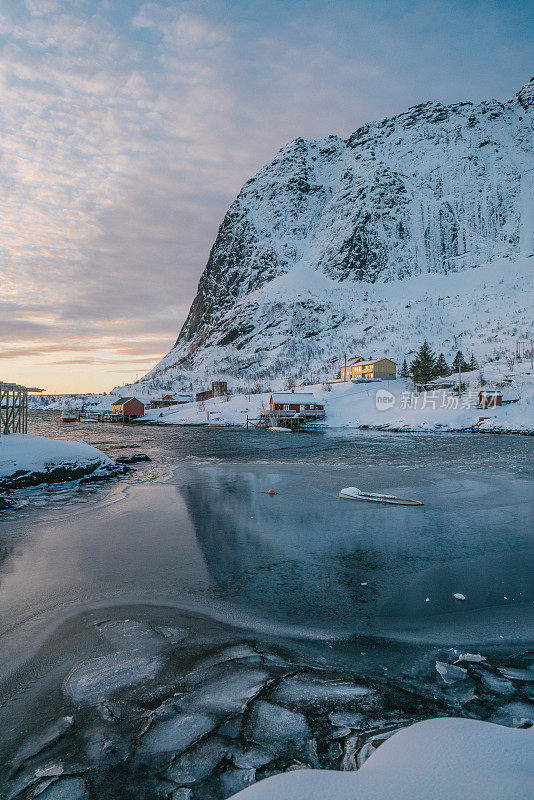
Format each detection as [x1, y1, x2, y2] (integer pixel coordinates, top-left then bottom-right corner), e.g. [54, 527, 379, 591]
[0, 413, 532, 796]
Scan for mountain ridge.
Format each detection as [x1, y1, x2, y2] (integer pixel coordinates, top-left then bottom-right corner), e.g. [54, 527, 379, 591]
[120, 78, 533, 394]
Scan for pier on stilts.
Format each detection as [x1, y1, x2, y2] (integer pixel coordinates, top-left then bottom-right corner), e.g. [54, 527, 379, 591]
[0, 382, 45, 435]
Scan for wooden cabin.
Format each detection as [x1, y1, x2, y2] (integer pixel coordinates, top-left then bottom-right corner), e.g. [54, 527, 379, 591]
[269, 392, 325, 419]
[340, 357, 397, 381]
[478, 390, 502, 408]
[111, 397, 145, 420]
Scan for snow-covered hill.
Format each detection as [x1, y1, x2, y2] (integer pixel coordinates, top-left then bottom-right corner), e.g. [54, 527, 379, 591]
[120, 79, 534, 397]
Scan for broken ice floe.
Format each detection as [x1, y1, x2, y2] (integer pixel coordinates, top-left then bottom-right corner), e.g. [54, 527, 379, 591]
[95, 619, 187, 651]
[138, 712, 217, 756]
[435, 661, 468, 684]
[11, 716, 74, 766]
[63, 652, 164, 703]
[244, 701, 311, 746]
[269, 674, 375, 710]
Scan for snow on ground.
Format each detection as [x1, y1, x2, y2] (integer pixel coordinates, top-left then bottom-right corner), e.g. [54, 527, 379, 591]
[228, 717, 534, 800]
[141, 359, 534, 434]
[0, 434, 116, 489]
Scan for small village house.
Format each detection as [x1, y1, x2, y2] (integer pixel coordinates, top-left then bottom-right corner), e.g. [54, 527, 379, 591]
[196, 381, 228, 402]
[340, 357, 397, 381]
[478, 389, 502, 408]
[111, 397, 145, 420]
[150, 394, 191, 409]
[269, 392, 325, 420]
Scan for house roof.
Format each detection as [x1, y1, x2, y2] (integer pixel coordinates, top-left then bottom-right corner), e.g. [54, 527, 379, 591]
[343, 357, 397, 367]
[479, 389, 502, 395]
[271, 392, 318, 404]
[113, 396, 142, 405]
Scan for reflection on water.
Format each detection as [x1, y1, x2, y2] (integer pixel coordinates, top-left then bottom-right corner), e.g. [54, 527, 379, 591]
[180, 462, 534, 636]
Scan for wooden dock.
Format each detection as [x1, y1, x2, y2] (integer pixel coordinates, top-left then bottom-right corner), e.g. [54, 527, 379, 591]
[1, 382, 45, 434]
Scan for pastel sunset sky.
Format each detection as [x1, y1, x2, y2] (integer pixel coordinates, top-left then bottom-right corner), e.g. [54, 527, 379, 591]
[1, 0, 532, 393]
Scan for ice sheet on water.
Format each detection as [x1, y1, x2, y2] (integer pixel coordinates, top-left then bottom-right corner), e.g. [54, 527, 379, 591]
[11, 716, 74, 765]
[455, 653, 486, 664]
[138, 712, 217, 756]
[244, 701, 311, 746]
[185, 665, 270, 715]
[269, 675, 374, 710]
[35, 777, 88, 800]
[63, 652, 163, 704]
[435, 661, 468, 684]
[95, 620, 186, 651]
[163, 735, 229, 785]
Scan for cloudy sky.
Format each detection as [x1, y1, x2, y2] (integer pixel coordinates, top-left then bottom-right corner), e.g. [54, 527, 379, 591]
[1, 0, 532, 393]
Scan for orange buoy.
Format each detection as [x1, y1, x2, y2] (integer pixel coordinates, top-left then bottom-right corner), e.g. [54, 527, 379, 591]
[268, 489, 278, 495]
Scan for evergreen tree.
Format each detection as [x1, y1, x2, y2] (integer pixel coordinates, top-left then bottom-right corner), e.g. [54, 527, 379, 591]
[467, 353, 479, 371]
[400, 359, 409, 378]
[452, 350, 466, 372]
[435, 353, 450, 377]
[410, 340, 438, 383]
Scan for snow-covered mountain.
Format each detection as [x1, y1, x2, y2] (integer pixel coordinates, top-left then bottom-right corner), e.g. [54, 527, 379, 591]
[123, 78, 534, 395]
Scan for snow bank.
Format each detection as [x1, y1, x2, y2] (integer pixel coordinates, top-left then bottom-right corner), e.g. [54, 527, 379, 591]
[140, 359, 534, 434]
[0, 434, 117, 489]
[229, 717, 534, 800]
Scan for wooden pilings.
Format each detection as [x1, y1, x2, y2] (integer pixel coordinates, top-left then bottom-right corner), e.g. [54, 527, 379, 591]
[0, 382, 45, 434]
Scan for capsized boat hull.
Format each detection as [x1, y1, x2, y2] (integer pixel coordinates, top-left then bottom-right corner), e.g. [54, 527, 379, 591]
[60, 416, 77, 422]
[339, 487, 423, 506]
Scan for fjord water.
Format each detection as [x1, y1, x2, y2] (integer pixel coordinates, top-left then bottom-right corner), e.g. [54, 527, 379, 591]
[0, 413, 532, 784]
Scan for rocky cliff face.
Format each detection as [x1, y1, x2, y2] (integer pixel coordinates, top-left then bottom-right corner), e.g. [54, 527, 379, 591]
[128, 79, 534, 393]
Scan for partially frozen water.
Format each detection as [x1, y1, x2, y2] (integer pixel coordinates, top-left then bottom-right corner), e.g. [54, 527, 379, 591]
[0, 414, 532, 798]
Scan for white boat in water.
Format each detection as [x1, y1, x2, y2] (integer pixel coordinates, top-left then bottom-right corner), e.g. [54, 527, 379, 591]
[339, 487, 423, 506]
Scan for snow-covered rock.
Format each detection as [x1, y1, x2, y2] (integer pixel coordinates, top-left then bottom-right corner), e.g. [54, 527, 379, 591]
[0, 434, 117, 489]
[120, 78, 534, 397]
[228, 717, 534, 800]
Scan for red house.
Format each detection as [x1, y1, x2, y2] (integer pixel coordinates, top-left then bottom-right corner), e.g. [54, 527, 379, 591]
[478, 390, 502, 408]
[269, 392, 325, 419]
[112, 396, 145, 419]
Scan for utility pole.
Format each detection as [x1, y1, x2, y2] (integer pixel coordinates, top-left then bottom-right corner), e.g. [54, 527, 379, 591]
[344, 352, 347, 381]
[458, 357, 462, 398]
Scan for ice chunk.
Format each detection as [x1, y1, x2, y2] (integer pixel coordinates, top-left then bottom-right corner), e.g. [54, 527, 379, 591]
[490, 701, 534, 728]
[497, 666, 534, 682]
[163, 735, 228, 785]
[435, 661, 468, 684]
[269, 675, 373, 710]
[455, 653, 486, 664]
[63, 652, 163, 703]
[231, 743, 274, 769]
[328, 726, 351, 740]
[35, 777, 88, 800]
[245, 701, 311, 745]
[152, 625, 188, 642]
[187, 665, 269, 715]
[169, 790, 191, 800]
[328, 711, 366, 729]
[185, 644, 262, 679]
[11, 716, 74, 765]
[218, 767, 256, 796]
[453, 593, 466, 601]
[478, 672, 516, 696]
[340, 733, 359, 771]
[7, 763, 64, 800]
[138, 712, 217, 755]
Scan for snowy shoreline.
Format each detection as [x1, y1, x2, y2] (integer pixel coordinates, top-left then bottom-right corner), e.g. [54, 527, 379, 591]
[0, 434, 119, 491]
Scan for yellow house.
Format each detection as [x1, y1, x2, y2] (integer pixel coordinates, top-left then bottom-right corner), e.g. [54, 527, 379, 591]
[340, 357, 397, 381]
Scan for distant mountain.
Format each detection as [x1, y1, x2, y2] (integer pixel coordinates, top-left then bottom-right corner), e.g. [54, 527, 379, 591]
[121, 78, 534, 395]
